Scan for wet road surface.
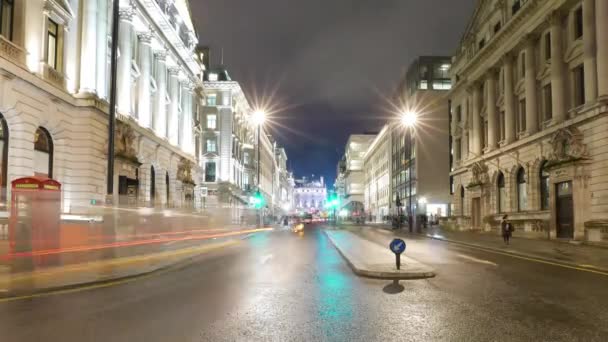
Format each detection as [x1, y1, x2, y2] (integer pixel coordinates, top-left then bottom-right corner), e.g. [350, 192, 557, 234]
[1, 224, 607, 341]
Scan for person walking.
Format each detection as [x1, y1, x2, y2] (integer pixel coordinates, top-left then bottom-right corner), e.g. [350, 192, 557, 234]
[501, 215, 512, 245]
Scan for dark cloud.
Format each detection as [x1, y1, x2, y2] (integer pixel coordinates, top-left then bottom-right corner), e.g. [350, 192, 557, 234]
[191, 0, 476, 185]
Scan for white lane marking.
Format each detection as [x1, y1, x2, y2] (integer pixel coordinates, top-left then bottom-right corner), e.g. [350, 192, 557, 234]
[456, 253, 498, 266]
[260, 254, 273, 264]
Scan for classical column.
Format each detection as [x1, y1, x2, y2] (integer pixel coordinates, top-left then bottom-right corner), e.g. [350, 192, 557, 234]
[79, 0, 98, 95]
[462, 97, 469, 159]
[471, 83, 482, 156]
[503, 55, 516, 143]
[167, 67, 180, 145]
[137, 32, 153, 128]
[183, 83, 195, 154]
[116, 7, 134, 115]
[486, 71, 498, 150]
[583, 0, 598, 103]
[96, 0, 109, 99]
[153, 51, 168, 137]
[179, 81, 190, 150]
[596, 0, 608, 99]
[524, 36, 539, 135]
[550, 11, 567, 123]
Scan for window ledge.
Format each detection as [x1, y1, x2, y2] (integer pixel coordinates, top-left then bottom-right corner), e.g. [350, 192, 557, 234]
[42, 63, 66, 89]
[0, 35, 26, 67]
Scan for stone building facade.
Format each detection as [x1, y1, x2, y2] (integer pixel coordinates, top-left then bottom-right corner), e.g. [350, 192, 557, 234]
[449, 0, 608, 241]
[0, 0, 204, 212]
[294, 176, 327, 214]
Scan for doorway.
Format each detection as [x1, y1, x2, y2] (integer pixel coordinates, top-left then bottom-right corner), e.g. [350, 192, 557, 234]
[555, 181, 574, 239]
[472, 197, 481, 229]
[118, 176, 139, 206]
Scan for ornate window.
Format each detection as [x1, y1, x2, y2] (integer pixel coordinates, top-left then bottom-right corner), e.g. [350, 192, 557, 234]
[47, 19, 59, 69]
[34, 127, 53, 178]
[498, 172, 506, 213]
[517, 167, 527, 211]
[540, 162, 550, 211]
[0, 0, 14, 41]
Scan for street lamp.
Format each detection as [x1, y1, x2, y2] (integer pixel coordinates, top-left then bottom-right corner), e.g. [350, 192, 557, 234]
[400, 110, 418, 233]
[252, 109, 266, 227]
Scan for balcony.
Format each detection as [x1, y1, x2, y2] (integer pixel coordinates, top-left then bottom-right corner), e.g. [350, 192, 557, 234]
[0, 35, 26, 67]
[152, 0, 194, 49]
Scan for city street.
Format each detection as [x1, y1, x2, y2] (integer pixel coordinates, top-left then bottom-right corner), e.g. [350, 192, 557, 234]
[1, 225, 607, 342]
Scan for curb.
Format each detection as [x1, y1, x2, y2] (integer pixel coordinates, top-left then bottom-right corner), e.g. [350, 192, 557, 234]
[323, 230, 435, 280]
[424, 235, 608, 275]
[0, 230, 266, 301]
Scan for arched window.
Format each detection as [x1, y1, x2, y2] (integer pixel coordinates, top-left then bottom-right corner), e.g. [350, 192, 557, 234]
[34, 127, 53, 178]
[517, 167, 527, 211]
[0, 114, 8, 205]
[150, 165, 156, 205]
[497, 172, 506, 213]
[540, 161, 550, 210]
[166, 172, 170, 206]
[460, 186, 465, 215]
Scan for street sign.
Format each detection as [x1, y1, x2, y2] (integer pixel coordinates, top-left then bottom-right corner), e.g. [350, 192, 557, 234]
[390, 238, 406, 254]
[201, 187, 208, 197]
[389, 238, 406, 270]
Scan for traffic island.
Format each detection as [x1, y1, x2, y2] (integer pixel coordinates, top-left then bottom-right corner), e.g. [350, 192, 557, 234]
[324, 230, 435, 280]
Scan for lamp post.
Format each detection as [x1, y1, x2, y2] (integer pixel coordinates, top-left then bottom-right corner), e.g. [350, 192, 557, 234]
[401, 110, 417, 233]
[106, 0, 120, 203]
[252, 110, 266, 227]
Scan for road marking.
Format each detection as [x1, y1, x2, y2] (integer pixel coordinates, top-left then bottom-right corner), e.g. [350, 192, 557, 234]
[449, 242, 608, 277]
[455, 253, 497, 266]
[260, 254, 273, 264]
[0, 240, 242, 304]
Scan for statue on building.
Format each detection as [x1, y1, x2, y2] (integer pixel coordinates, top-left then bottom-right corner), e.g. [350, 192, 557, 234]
[177, 158, 195, 185]
[468, 161, 489, 187]
[549, 127, 589, 163]
[114, 120, 138, 162]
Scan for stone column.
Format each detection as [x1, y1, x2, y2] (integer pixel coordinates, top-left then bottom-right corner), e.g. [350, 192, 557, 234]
[96, 0, 109, 99]
[79, 0, 98, 95]
[503, 55, 516, 143]
[525, 36, 539, 134]
[180, 82, 190, 151]
[583, 0, 598, 103]
[116, 7, 134, 115]
[183, 83, 195, 154]
[167, 67, 180, 145]
[471, 83, 482, 156]
[596, 0, 608, 99]
[550, 11, 567, 123]
[462, 97, 469, 160]
[153, 51, 168, 137]
[137, 32, 152, 128]
[486, 71, 498, 150]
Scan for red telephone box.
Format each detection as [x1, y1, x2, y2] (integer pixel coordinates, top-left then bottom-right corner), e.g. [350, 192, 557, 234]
[9, 177, 61, 268]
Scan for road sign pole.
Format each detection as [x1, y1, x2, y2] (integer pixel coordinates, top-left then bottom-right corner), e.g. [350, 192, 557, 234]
[396, 254, 401, 270]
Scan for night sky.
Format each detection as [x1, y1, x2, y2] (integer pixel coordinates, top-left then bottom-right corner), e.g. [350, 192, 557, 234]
[191, 0, 476, 185]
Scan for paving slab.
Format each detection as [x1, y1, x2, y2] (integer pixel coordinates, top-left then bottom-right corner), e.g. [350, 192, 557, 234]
[324, 229, 435, 279]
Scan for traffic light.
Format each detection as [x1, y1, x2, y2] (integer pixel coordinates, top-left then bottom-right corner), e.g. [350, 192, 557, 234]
[251, 190, 265, 209]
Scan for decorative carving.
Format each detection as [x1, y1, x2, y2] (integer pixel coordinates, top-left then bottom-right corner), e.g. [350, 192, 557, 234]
[548, 127, 589, 163]
[115, 120, 138, 162]
[137, 32, 153, 44]
[0, 36, 26, 66]
[177, 158, 195, 185]
[467, 161, 489, 188]
[119, 7, 135, 21]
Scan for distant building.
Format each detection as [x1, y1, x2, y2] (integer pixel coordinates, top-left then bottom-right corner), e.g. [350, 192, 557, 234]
[340, 134, 376, 217]
[294, 176, 327, 213]
[363, 125, 391, 223]
[392, 56, 453, 222]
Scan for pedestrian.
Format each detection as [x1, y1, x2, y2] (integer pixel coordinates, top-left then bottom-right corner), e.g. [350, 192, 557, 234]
[501, 215, 513, 245]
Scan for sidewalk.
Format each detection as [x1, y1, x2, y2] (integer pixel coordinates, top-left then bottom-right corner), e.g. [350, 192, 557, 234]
[344, 224, 608, 273]
[324, 230, 435, 279]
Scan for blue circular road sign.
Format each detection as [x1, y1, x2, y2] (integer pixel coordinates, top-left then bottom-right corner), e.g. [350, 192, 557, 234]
[390, 238, 406, 254]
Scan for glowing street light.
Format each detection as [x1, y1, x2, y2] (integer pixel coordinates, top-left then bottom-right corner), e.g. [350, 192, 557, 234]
[401, 110, 418, 127]
[252, 109, 266, 127]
